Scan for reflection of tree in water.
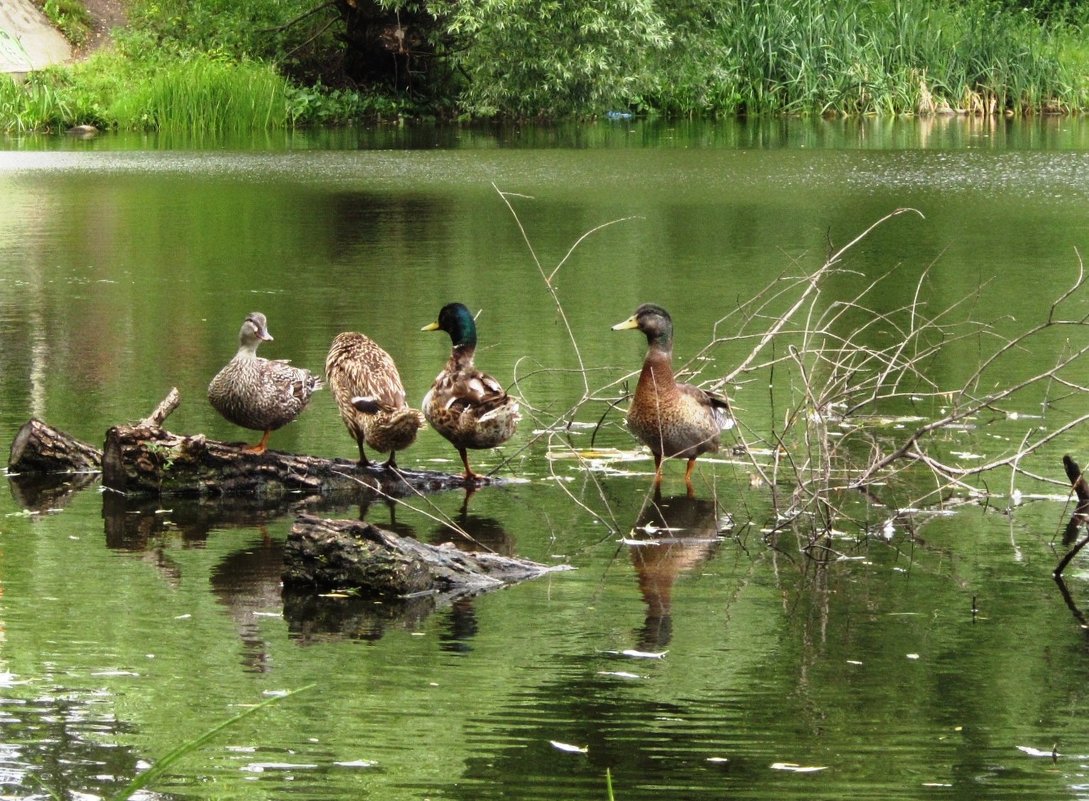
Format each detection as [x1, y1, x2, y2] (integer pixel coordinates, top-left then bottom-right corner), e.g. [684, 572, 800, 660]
[7, 471, 96, 516]
[0, 692, 142, 800]
[629, 491, 727, 650]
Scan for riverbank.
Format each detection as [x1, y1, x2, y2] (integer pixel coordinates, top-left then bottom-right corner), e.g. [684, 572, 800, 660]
[1, 0, 1088, 131]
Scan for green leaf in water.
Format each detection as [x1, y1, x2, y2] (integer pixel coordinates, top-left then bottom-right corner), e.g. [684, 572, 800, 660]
[106, 684, 316, 801]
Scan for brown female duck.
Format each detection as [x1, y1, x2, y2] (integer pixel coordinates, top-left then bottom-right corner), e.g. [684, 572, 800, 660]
[207, 312, 322, 454]
[421, 302, 520, 481]
[326, 331, 425, 469]
[612, 304, 732, 487]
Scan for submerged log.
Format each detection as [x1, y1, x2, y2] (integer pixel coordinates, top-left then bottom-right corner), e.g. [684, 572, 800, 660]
[282, 513, 559, 597]
[8, 419, 103, 474]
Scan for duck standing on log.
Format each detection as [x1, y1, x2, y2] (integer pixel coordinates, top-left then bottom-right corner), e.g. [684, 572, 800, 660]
[612, 304, 733, 489]
[421, 302, 520, 482]
[326, 331, 425, 469]
[207, 312, 322, 455]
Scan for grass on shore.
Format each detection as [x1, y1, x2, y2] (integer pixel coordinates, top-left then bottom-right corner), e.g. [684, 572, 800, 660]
[650, 0, 1089, 115]
[0, 50, 290, 133]
[4, 0, 1089, 131]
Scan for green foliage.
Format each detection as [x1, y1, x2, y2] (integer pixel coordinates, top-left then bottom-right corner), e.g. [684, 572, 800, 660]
[108, 53, 290, 133]
[0, 71, 72, 132]
[127, 0, 343, 85]
[431, 0, 671, 117]
[284, 83, 417, 125]
[36, 0, 93, 46]
[647, 0, 1086, 116]
[130, 0, 308, 56]
[5, 0, 1089, 124]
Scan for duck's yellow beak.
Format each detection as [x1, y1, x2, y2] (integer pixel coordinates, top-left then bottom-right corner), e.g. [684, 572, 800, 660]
[611, 316, 639, 331]
[421, 321, 440, 332]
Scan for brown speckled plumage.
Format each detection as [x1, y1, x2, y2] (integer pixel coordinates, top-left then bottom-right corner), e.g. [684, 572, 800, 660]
[422, 303, 520, 481]
[612, 304, 732, 487]
[326, 331, 425, 468]
[208, 312, 322, 454]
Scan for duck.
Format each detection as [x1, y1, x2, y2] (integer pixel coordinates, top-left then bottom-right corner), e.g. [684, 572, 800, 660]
[325, 331, 425, 469]
[421, 302, 520, 481]
[612, 304, 733, 488]
[207, 312, 322, 454]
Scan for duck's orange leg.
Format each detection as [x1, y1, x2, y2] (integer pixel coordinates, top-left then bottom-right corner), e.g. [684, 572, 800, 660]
[459, 448, 482, 482]
[245, 430, 272, 455]
[684, 457, 697, 485]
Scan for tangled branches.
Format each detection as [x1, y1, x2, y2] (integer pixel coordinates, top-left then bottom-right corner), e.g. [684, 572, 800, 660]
[501, 193, 1089, 549]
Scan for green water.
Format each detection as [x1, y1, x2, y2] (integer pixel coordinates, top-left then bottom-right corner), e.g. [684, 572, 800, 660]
[3, 115, 1089, 800]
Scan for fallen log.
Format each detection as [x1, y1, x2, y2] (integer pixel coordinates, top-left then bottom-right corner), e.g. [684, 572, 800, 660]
[8, 389, 503, 498]
[8, 418, 102, 475]
[282, 513, 561, 598]
[100, 423, 477, 497]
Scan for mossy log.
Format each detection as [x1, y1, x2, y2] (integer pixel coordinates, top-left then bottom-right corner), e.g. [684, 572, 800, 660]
[282, 513, 559, 597]
[7, 389, 497, 498]
[99, 423, 473, 498]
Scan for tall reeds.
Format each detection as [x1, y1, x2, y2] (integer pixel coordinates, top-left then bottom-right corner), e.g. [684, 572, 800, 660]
[0, 52, 289, 134]
[0, 73, 72, 132]
[110, 54, 289, 134]
[652, 0, 1084, 115]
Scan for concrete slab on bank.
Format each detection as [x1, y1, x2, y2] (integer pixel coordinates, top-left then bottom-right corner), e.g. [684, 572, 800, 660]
[0, 0, 72, 76]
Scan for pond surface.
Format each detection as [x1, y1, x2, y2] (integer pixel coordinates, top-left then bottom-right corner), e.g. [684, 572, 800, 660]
[3, 115, 1089, 800]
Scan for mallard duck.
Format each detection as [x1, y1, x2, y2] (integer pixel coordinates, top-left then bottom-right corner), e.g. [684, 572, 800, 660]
[612, 304, 733, 487]
[421, 302, 520, 481]
[207, 312, 322, 454]
[325, 331, 425, 469]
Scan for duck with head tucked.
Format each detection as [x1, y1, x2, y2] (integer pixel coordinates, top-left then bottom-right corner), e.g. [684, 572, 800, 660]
[326, 331, 425, 469]
[421, 302, 520, 482]
[208, 312, 322, 454]
[612, 304, 733, 489]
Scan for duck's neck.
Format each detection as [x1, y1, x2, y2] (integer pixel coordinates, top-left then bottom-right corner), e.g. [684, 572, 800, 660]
[236, 341, 260, 359]
[447, 343, 476, 373]
[638, 342, 676, 393]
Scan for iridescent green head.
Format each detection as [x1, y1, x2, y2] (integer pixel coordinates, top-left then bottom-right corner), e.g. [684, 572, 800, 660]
[422, 302, 478, 348]
[611, 303, 674, 348]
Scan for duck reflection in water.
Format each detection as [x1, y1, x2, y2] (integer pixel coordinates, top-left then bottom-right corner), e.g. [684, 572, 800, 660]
[431, 490, 516, 652]
[210, 530, 283, 673]
[628, 490, 729, 650]
[356, 496, 419, 540]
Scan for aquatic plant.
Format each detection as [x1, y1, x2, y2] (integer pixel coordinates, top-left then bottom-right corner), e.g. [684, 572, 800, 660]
[109, 53, 289, 133]
[0, 66, 99, 132]
[105, 685, 313, 801]
[647, 0, 1085, 115]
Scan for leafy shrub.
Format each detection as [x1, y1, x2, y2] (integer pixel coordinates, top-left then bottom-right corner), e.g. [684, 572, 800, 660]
[431, 0, 671, 117]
